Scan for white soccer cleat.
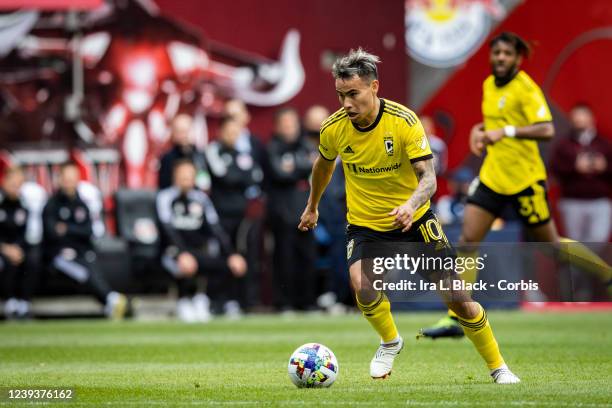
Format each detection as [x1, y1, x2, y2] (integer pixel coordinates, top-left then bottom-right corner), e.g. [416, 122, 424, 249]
[104, 292, 127, 320]
[176, 297, 198, 323]
[370, 337, 404, 379]
[16, 299, 31, 319]
[491, 365, 521, 384]
[223, 300, 243, 321]
[4, 298, 19, 318]
[192, 294, 212, 323]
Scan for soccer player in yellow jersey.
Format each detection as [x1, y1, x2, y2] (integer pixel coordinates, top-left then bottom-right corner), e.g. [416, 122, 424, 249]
[421, 32, 612, 339]
[298, 48, 520, 384]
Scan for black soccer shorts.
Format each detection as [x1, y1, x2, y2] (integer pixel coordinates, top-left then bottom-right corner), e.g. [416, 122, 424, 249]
[467, 178, 551, 227]
[346, 209, 454, 267]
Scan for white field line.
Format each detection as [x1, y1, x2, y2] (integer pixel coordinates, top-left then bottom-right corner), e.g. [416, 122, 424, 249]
[2, 400, 609, 407]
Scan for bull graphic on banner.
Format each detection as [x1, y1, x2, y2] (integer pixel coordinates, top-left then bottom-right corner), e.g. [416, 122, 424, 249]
[0, 0, 304, 189]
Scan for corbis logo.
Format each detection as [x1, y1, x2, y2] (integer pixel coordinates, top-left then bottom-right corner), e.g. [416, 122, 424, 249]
[405, 0, 505, 68]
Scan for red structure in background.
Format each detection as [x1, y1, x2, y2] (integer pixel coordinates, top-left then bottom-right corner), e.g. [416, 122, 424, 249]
[0, 0, 102, 8]
[418, 0, 612, 231]
[155, 0, 408, 140]
[0, 0, 407, 192]
[420, 0, 612, 171]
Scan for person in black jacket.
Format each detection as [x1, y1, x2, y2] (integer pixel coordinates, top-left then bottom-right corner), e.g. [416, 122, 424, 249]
[208, 117, 264, 228]
[266, 107, 317, 311]
[158, 114, 210, 191]
[206, 116, 264, 312]
[0, 166, 39, 319]
[43, 162, 127, 319]
[156, 159, 247, 322]
[222, 99, 267, 166]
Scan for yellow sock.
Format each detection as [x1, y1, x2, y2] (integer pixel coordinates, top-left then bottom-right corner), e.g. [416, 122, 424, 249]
[558, 237, 612, 283]
[448, 309, 459, 319]
[457, 304, 505, 370]
[356, 292, 399, 343]
[448, 249, 480, 319]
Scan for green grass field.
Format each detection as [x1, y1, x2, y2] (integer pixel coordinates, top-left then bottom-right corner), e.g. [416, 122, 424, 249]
[1, 311, 611, 407]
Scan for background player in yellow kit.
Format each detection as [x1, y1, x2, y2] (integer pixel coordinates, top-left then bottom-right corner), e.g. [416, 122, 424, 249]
[422, 32, 612, 339]
[298, 48, 520, 384]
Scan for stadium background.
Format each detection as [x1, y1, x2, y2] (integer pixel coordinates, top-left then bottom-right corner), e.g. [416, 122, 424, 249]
[0, 0, 611, 308]
[3, 0, 612, 188]
[1, 1, 611, 406]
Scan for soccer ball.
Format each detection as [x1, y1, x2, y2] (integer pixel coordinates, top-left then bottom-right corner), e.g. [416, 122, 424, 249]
[287, 343, 339, 388]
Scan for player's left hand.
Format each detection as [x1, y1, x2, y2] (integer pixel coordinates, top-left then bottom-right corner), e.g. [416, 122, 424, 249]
[484, 129, 504, 145]
[389, 203, 416, 232]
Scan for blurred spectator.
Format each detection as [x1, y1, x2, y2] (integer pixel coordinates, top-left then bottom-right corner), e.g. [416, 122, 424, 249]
[206, 116, 264, 312]
[156, 159, 247, 322]
[551, 104, 612, 242]
[303, 105, 350, 312]
[222, 99, 267, 309]
[222, 99, 266, 164]
[43, 163, 127, 319]
[303, 105, 330, 143]
[158, 114, 211, 191]
[421, 115, 448, 176]
[0, 166, 41, 319]
[436, 167, 475, 225]
[77, 181, 106, 238]
[266, 107, 317, 311]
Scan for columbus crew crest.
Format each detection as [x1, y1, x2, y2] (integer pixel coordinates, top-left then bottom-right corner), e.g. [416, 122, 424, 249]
[384, 135, 394, 156]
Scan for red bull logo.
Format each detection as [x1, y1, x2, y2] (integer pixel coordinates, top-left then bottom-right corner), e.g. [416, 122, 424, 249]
[406, 0, 506, 68]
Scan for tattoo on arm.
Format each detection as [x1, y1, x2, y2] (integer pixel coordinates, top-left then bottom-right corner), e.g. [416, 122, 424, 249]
[407, 159, 437, 210]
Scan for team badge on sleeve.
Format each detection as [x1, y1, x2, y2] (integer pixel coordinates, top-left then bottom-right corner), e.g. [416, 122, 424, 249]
[537, 105, 547, 119]
[415, 135, 428, 150]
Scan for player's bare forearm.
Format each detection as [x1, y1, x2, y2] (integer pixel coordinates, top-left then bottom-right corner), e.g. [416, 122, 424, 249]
[406, 159, 437, 210]
[484, 122, 554, 146]
[514, 122, 555, 140]
[390, 159, 436, 231]
[306, 155, 336, 211]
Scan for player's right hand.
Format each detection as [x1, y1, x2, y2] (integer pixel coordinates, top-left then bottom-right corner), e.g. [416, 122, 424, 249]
[469, 123, 486, 157]
[227, 254, 247, 277]
[298, 207, 318, 231]
[177, 252, 198, 277]
[0, 243, 24, 265]
[389, 202, 416, 232]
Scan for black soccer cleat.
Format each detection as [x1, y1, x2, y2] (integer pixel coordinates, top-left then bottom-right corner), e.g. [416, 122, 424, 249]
[417, 316, 465, 340]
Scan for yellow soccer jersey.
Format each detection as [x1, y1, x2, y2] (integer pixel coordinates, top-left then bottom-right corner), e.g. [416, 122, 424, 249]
[319, 98, 433, 231]
[480, 70, 553, 195]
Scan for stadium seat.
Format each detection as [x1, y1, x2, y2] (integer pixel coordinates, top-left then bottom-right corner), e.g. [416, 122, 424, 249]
[114, 189, 168, 293]
[93, 236, 131, 292]
[115, 189, 160, 257]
